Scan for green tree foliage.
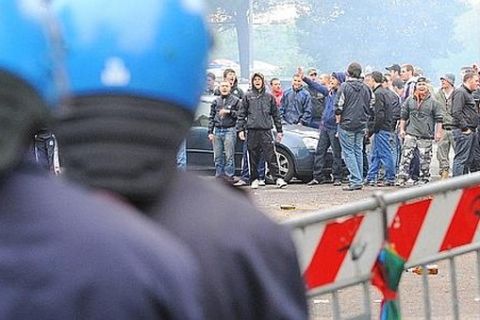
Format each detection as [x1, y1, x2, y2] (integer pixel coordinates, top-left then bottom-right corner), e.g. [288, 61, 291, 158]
[296, 0, 466, 75]
[206, 0, 294, 78]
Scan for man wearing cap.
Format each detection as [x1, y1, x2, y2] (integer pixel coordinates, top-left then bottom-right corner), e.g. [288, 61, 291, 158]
[386, 64, 401, 81]
[364, 72, 395, 186]
[301, 68, 346, 186]
[452, 71, 480, 176]
[435, 73, 456, 179]
[397, 77, 444, 186]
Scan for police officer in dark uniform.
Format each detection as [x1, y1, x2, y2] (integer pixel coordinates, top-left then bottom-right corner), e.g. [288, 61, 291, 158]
[53, 0, 308, 319]
[0, 2, 202, 319]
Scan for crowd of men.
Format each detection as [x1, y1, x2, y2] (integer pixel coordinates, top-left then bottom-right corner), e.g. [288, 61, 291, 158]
[205, 62, 480, 191]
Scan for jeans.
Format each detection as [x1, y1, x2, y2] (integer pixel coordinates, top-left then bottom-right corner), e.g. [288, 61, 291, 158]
[366, 130, 395, 182]
[312, 128, 342, 180]
[452, 128, 475, 176]
[213, 127, 236, 177]
[338, 127, 364, 187]
[176, 139, 187, 171]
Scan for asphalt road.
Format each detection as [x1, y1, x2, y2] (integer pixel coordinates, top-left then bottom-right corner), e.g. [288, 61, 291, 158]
[242, 181, 480, 319]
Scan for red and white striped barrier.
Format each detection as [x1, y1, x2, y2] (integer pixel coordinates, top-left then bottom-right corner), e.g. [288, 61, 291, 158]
[287, 177, 480, 293]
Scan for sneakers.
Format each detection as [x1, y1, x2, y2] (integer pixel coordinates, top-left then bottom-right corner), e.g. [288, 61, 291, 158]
[364, 180, 376, 187]
[378, 180, 395, 187]
[251, 179, 259, 189]
[342, 185, 363, 191]
[276, 178, 287, 188]
[233, 179, 248, 187]
[395, 177, 417, 187]
[258, 179, 266, 186]
[333, 179, 342, 186]
[406, 178, 417, 186]
[307, 179, 320, 186]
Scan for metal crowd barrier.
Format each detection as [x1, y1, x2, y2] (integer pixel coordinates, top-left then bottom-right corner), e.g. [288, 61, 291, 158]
[284, 172, 480, 319]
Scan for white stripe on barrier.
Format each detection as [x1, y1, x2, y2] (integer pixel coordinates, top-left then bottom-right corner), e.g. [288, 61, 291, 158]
[409, 190, 462, 262]
[291, 224, 326, 274]
[335, 209, 383, 283]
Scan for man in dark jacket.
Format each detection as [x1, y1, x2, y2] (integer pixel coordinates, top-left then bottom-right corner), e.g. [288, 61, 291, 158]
[280, 74, 312, 126]
[237, 72, 288, 189]
[364, 72, 395, 186]
[302, 69, 345, 186]
[335, 62, 373, 191]
[452, 71, 480, 176]
[215, 68, 245, 99]
[397, 77, 444, 185]
[54, 2, 308, 319]
[0, 2, 202, 319]
[303, 68, 326, 128]
[208, 80, 240, 180]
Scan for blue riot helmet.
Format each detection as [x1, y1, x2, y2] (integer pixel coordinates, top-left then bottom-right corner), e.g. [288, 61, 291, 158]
[0, 0, 57, 173]
[53, 0, 211, 112]
[53, 0, 212, 205]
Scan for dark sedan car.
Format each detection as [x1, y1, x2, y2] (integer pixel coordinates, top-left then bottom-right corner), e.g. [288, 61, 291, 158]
[186, 95, 330, 182]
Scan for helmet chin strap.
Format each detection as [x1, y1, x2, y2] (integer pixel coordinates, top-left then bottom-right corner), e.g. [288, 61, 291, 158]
[55, 95, 193, 209]
[0, 71, 49, 176]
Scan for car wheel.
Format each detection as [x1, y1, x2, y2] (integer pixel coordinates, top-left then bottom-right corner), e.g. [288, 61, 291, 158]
[265, 147, 295, 183]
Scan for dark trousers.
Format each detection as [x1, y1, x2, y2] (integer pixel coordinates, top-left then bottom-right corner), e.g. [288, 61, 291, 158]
[241, 139, 265, 181]
[409, 148, 420, 180]
[363, 136, 369, 179]
[312, 128, 342, 180]
[467, 130, 480, 172]
[247, 129, 280, 182]
[452, 128, 475, 176]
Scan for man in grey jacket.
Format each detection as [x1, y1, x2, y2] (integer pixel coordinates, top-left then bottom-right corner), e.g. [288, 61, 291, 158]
[397, 77, 444, 186]
[435, 73, 456, 179]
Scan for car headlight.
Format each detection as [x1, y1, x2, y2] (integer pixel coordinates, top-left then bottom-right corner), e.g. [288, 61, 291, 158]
[302, 137, 318, 151]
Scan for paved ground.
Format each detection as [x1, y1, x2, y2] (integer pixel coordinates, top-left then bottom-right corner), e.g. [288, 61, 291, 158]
[239, 181, 480, 319]
[199, 144, 479, 318]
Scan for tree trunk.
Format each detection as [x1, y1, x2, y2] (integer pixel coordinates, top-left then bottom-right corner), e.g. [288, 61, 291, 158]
[235, 9, 250, 80]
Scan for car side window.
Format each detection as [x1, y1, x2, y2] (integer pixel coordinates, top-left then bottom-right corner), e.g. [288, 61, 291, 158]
[193, 99, 211, 127]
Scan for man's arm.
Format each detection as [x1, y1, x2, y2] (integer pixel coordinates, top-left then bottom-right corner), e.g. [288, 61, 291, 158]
[399, 99, 410, 138]
[229, 96, 240, 119]
[373, 91, 386, 133]
[432, 100, 444, 141]
[334, 84, 345, 116]
[452, 89, 468, 131]
[271, 95, 283, 134]
[301, 92, 313, 126]
[207, 99, 217, 135]
[302, 76, 329, 96]
[236, 97, 248, 139]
